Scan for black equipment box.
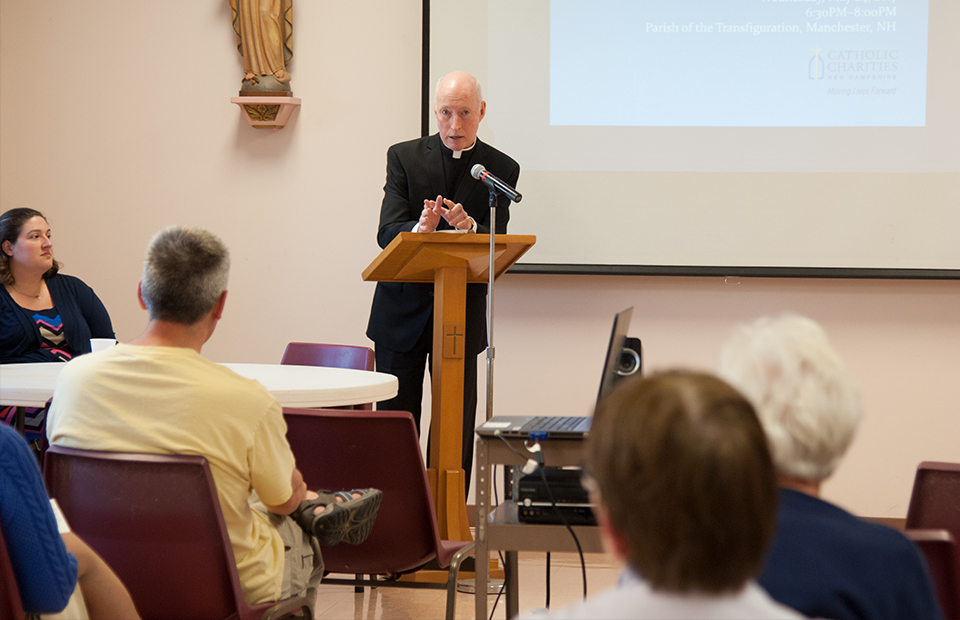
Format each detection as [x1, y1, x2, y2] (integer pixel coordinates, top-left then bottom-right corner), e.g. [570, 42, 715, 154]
[517, 467, 597, 525]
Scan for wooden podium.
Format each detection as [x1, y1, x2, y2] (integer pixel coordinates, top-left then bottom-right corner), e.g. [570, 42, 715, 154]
[362, 232, 536, 541]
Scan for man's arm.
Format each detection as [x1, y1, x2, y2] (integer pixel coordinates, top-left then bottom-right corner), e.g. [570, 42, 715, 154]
[261, 467, 308, 515]
[250, 402, 308, 515]
[377, 144, 422, 247]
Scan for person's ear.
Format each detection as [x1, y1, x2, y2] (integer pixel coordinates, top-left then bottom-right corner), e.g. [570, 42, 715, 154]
[136, 281, 147, 310]
[212, 291, 228, 320]
[1, 240, 13, 257]
[478, 100, 486, 123]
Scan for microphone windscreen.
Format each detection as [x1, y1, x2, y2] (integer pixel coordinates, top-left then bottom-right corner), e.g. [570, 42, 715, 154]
[470, 163, 486, 180]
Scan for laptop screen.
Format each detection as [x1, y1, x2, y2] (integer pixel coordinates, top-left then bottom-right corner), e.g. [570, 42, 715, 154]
[597, 307, 634, 401]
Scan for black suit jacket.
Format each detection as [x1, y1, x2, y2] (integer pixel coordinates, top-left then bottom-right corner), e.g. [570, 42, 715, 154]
[366, 134, 520, 356]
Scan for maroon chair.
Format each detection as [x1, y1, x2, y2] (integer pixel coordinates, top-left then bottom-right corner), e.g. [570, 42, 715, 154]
[0, 525, 25, 620]
[280, 342, 376, 410]
[43, 446, 314, 620]
[905, 529, 960, 620]
[283, 408, 473, 620]
[907, 461, 960, 541]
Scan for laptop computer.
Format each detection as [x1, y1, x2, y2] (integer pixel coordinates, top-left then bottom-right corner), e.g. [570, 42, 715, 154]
[475, 307, 634, 440]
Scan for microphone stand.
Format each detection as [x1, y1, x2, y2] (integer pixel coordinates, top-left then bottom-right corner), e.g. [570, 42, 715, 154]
[485, 190, 519, 495]
[484, 188, 498, 426]
[480, 186, 520, 422]
[483, 187, 522, 599]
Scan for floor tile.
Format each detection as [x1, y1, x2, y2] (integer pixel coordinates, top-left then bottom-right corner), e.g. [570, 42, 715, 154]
[313, 551, 623, 619]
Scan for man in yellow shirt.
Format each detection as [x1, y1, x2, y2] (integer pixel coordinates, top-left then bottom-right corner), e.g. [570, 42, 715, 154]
[47, 226, 379, 604]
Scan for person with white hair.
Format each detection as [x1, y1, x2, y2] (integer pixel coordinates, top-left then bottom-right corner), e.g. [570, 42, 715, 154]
[719, 314, 942, 620]
[366, 70, 520, 491]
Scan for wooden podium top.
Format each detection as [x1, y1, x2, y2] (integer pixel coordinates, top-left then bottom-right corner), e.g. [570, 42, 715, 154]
[361, 232, 536, 284]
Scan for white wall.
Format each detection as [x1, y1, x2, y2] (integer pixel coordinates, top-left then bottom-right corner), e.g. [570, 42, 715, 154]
[2, 0, 957, 517]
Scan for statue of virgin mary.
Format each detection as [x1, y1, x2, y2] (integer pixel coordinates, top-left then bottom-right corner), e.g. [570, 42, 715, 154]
[230, 0, 293, 90]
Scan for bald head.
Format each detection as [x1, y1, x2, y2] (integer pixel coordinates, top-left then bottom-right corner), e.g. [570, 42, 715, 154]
[435, 71, 483, 106]
[434, 71, 486, 151]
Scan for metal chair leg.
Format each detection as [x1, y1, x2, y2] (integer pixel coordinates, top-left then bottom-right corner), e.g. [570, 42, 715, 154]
[445, 542, 476, 620]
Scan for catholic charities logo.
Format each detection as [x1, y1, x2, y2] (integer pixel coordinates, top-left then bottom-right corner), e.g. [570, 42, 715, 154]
[809, 46, 899, 81]
[809, 45, 825, 79]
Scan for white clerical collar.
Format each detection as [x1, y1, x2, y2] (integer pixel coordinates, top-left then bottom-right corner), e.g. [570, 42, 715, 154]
[452, 141, 477, 160]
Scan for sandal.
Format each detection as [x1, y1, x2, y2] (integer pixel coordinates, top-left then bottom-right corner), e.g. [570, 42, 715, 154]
[292, 488, 383, 546]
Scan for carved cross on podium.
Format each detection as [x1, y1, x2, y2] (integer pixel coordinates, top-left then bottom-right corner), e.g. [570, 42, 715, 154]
[443, 323, 465, 359]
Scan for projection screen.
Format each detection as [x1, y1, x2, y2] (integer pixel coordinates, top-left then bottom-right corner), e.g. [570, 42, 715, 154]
[427, 0, 959, 278]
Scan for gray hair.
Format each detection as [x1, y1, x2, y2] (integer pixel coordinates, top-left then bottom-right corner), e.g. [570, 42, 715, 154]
[140, 226, 230, 324]
[718, 314, 862, 482]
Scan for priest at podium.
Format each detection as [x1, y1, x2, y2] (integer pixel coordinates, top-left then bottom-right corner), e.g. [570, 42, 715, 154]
[366, 70, 520, 489]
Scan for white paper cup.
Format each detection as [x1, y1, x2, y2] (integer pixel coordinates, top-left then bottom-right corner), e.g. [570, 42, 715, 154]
[89, 338, 117, 352]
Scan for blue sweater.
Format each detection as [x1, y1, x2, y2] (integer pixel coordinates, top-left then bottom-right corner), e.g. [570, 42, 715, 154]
[0, 423, 78, 612]
[759, 487, 943, 620]
[0, 273, 113, 363]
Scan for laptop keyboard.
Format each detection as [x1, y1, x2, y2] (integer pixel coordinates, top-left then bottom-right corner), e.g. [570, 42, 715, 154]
[520, 416, 589, 432]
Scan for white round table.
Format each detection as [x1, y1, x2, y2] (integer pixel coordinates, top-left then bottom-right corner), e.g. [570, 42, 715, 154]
[0, 362, 398, 409]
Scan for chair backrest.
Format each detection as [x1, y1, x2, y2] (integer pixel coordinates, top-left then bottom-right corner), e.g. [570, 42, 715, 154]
[281, 342, 375, 371]
[905, 529, 960, 620]
[283, 408, 445, 574]
[0, 524, 25, 620]
[43, 446, 248, 620]
[907, 461, 960, 541]
[281, 343, 376, 410]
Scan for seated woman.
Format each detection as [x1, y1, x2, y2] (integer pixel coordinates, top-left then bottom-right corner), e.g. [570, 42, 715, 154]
[0, 208, 114, 447]
[719, 315, 942, 620]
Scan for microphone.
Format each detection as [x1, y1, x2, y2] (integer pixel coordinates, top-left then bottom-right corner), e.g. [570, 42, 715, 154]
[471, 164, 522, 203]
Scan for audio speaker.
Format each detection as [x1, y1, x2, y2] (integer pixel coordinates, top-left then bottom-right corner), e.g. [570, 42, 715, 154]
[617, 337, 643, 380]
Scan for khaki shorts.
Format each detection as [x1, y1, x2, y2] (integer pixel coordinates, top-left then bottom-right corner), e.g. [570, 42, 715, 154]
[273, 510, 324, 598]
[252, 499, 325, 599]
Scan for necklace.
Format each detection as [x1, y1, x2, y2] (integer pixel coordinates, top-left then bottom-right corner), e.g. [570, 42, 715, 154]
[10, 283, 43, 300]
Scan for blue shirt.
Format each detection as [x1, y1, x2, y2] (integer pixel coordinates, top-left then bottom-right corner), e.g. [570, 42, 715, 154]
[759, 487, 943, 620]
[0, 423, 78, 613]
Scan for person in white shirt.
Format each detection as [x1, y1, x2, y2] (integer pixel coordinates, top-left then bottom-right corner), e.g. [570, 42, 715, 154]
[521, 371, 805, 620]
